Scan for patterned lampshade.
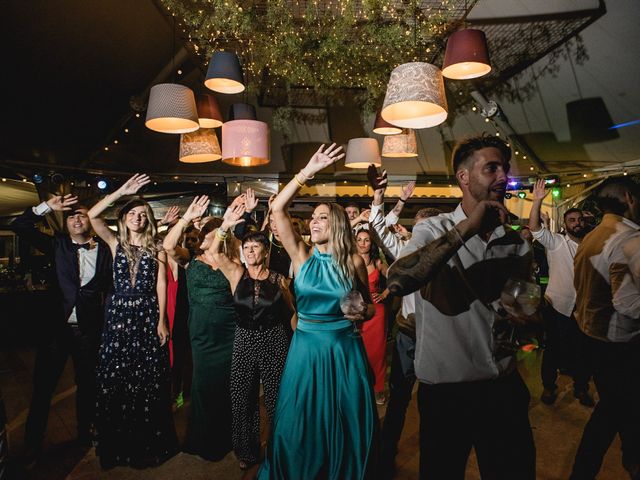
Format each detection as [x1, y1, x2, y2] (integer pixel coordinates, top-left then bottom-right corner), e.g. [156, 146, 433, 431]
[196, 94, 223, 128]
[204, 51, 245, 94]
[373, 109, 402, 135]
[382, 129, 418, 158]
[381, 62, 448, 129]
[222, 120, 270, 166]
[442, 29, 491, 80]
[345, 138, 381, 169]
[145, 83, 199, 134]
[179, 128, 222, 163]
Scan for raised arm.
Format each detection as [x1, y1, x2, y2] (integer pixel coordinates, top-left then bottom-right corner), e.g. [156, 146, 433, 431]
[88, 173, 151, 253]
[529, 179, 560, 249]
[163, 196, 209, 266]
[234, 188, 259, 238]
[271, 143, 345, 273]
[158, 205, 180, 228]
[389, 181, 415, 226]
[369, 186, 405, 260]
[388, 200, 509, 296]
[211, 202, 246, 291]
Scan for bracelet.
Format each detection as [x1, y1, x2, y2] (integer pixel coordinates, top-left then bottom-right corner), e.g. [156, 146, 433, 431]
[398, 198, 407, 203]
[216, 229, 229, 240]
[294, 175, 305, 188]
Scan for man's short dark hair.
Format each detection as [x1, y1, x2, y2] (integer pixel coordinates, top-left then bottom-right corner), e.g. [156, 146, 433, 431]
[563, 208, 582, 221]
[452, 134, 512, 173]
[345, 202, 360, 210]
[594, 177, 640, 215]
[415, 207, 442, 221]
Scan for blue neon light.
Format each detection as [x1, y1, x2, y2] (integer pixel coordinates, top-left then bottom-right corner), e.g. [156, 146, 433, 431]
[609, 119, 640, 130]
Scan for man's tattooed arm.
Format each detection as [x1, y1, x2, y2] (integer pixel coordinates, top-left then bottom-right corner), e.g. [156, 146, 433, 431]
[387, 227, 464, 296]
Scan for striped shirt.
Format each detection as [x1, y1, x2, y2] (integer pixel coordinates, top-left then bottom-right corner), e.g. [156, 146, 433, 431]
[574, 213, 640, 342]
[398, 204, 533, 384]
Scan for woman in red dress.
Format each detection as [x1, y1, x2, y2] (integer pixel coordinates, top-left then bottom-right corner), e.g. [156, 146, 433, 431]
[356, 229, 390, 404]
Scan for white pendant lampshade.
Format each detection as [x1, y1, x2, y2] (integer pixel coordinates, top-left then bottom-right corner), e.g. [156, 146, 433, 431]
[381, 62, 448, 129]
[382, 129, 418, 157]
[146, 83, 199, 134]
[222, 120, 270, 167]
[179, 128, 222, 163]
[345, 138, 381, 169]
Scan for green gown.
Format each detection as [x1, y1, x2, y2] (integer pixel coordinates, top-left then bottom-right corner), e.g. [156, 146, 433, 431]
[183, 259, 236, 460]
[258, 249, 378, 479]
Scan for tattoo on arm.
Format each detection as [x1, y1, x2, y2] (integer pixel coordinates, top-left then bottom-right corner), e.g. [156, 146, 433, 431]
[387, 228, 463, 296]
[391, 200, 405, 217]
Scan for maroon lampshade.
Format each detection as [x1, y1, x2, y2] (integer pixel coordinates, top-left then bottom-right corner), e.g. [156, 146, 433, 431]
[442, 29, 491, 80]
[373, 109, 402, 135]
[196, 94, 223, 128]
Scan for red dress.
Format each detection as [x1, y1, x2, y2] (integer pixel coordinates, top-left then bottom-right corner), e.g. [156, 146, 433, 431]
[361, 267, 387, 393]
[166, 263, 179, 367]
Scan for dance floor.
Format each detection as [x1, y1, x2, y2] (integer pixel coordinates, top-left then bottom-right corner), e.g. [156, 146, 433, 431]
[0, 346, 625, 479]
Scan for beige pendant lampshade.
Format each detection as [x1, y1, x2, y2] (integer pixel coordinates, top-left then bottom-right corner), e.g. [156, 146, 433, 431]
[204, 51, 245, 94]
[381, 62, 448, 129]
[222, 120, 270, 166]
[179, 128, 222, 163]
[145, 83, 199, 134]
[382, 129, 418, 157]
[442, 29, 491, 80]
[373, 109, 402, 135]
[196, 94, 223, 128]
[345, 138, 381, 169]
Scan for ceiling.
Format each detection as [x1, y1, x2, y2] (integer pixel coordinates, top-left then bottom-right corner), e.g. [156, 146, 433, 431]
[0, 0, 638, 190]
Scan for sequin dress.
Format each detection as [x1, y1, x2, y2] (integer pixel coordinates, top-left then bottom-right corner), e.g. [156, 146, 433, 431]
[95, 245, 178, 469]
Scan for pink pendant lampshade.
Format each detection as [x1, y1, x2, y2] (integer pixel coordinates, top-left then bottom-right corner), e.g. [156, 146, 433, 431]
[222, 120, 270, 166]
[345, 138, 381, 169]
[381, 62, 448, 129]
[442, 29, 491, 80]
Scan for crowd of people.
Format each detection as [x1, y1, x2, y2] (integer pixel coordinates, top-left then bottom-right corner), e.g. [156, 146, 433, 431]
[7, 134, 640, 479]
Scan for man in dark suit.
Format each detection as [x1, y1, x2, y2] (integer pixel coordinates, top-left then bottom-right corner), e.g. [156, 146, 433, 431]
[10, 194, 112, 464]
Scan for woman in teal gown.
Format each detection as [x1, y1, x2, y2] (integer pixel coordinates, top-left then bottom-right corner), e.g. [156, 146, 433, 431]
[163, 199, 237, 461]
[258, 144, 378, 480]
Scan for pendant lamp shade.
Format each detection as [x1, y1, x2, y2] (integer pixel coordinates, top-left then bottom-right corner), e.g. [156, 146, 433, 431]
[381, 62, 448, 129]
[222, 120, 270, 167]
[442, 29, 491, 80]
[228, 103, 257, 121]
[196, 94, 223, 128]
[145, 83, 199, 134]
[345, 138, 381, 169]
[204, 51, 245, 94]
[179, 128, 222, 163]
[373, 110, 402, 135]
[382, 129, 418, 158]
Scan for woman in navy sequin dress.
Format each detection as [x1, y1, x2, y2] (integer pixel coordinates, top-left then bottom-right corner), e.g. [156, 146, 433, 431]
[88, 174, 177, 469]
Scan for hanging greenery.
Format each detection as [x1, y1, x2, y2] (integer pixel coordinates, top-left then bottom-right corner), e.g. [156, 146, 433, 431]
[161, 0, 467, 113]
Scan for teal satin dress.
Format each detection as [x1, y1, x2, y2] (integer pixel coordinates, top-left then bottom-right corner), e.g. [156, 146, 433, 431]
[258, 249, 377, 480]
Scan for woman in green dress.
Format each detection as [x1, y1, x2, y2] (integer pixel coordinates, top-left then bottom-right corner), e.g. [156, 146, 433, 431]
[163, 196, 238, 461]
[258, 144, 378, 480]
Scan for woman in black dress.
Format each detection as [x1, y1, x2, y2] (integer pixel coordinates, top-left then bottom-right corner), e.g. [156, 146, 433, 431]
[88, 173, 177, 469]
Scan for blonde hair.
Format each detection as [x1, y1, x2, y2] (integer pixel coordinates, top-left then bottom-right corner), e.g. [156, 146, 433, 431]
[116, 199, 159, 267]
[318, 203, 357, 288]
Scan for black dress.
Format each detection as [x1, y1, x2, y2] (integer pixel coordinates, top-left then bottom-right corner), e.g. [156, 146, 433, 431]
[95, 245, 177, 469]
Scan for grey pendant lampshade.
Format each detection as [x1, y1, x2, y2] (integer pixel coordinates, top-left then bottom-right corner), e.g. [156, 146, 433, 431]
[381, 62, 448, 129]
[145, 83, 199, 134]
[196, 94, 223, 128]
[179, 128, 222, 163]
[228, 103, 257, 121]
[345, 138, 381, 168]
[204, 51, 245, 94]
[382, 129, 418, 157]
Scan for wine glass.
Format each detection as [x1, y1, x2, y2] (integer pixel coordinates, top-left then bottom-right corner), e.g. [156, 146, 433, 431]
[500, 278, 541, 319]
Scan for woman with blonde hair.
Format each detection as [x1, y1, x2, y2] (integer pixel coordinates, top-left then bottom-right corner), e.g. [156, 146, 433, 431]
[88, 174, 177, 469]
[163, 196, 239, 462]
[258, 144, 378, 480]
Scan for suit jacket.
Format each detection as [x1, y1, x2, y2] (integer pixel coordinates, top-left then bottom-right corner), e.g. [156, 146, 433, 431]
[10, 207, 113, 339]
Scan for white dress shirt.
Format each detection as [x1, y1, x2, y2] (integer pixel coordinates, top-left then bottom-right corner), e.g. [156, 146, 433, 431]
[531, 227, 578, 317]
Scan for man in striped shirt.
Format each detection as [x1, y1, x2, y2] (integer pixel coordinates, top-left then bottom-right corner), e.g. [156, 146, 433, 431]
[571, 177, 640, 479]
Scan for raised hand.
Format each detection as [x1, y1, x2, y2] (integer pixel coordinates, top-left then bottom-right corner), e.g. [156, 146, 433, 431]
[532, 179, 548, 201]
[229, 193, 246, 210]
[303, 143, 345, 177]
[222, 203, 246, 230]
[183, 196, 210, 222]
[46, 194, 78, 211]
[245, 188, 259, 213]
[159, 205, 180, 226]
[359, 209, 371, 223]
[367, 165, 388, 191]
[392, 223, 410, 239]
[118, 173, 151, 196]
[401, 181, 416, 201]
